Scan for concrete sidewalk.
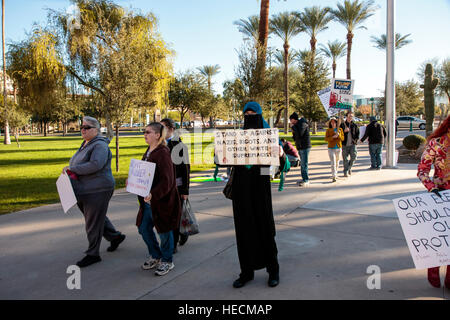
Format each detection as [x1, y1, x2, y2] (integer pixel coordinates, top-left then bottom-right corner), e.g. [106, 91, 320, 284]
[0, 141, 448, 300]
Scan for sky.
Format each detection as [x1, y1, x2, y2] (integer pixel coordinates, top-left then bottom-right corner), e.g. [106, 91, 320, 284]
[3, 0, 450, 98]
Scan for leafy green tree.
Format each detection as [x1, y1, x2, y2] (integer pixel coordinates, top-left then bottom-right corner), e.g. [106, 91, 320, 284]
[169, 71, 208, 128]
[7, 27, 66, 137]
[0, 94, 30, 147]
[270, 11, 303, 133]
[331, 0, 378, 80]
[293, 50, 330, 132]
[223, 78, 246, 122]
[370, 33, 412, 50]
[319, 40, 346, 78]
[437, 58, 450, 104]
[52, 0, 172, 171]
[395, 80, 423, 116]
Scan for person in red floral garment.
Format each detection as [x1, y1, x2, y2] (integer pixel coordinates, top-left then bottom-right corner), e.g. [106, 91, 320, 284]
[417, 115, 450, 288]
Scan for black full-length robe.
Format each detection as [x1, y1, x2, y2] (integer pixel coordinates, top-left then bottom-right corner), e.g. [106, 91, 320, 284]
[231, 156, 286, 274]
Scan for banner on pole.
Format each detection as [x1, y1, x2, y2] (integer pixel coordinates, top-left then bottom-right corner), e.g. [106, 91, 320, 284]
[214, 129, 280, 166]
[126, 159, 156, 197]
[392, 190, 450, 269]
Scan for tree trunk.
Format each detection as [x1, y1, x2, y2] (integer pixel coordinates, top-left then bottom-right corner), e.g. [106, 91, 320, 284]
[312, 121, 317, 135]
[256, 0, 270, 94]
[2, 0, 10, 145]
[310, 36, 317, 61]
[105, 111, 114, 141]
[332, 62, 336, 79]
[275, 108, 284, 127]
[14, 128, 20, 148]
[115, 125, 119, 172]
[283, 43, 290, 134]
[346, 32, 353, 80]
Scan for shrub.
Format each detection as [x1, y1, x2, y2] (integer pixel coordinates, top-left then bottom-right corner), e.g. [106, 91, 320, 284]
[403, 134, 426, 150]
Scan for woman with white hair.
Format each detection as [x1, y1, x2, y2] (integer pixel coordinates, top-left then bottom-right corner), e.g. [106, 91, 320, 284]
[63, 116, 125, 268]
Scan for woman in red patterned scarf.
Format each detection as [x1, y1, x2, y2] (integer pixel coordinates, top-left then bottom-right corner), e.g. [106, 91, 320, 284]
[417, 115, 450, 288]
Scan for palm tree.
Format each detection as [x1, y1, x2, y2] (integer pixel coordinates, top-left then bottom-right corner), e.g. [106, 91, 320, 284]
[370, 33, 412, 50]
[296, 6, 332, 59]
[255, 0, 270, 97]
[2, 0, 10, 145]
[270, 12, 303, 133]
[331, 0, 378, 80]
[197, 64, 220, 127]
[274, 49, 298, 68]
[319, 40, 347, 78]
[233, 15, 260, 42]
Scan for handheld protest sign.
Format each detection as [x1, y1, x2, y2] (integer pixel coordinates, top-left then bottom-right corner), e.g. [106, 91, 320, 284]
[126, 159, 156, 197]
[392, 190, 450, 269]
[56, 172, 77, 213]
[214, 128, 280, 166]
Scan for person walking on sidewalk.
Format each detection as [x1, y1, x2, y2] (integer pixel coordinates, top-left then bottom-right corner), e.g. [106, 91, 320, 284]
[136, 122, 181, 276]
[325, 117, 344, 183]
[417, 115, 450, 289]
[289, 112, 311, 187]
[360, 116, 386, 170]
[230, 102, 287, 289]
[160, 118, 190, 253]
[340, 111, 360, 177]
[63, 116, 125, 268]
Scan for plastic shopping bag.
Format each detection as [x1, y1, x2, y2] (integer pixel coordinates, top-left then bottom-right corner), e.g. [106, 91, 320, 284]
[179, 199, 199, 236]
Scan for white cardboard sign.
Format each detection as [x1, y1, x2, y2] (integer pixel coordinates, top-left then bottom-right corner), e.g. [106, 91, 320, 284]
[56, 173, 77, 213]
[214, 129, 280, 166]
[126, 159, 156, 197]
[392, 190, 450, 269]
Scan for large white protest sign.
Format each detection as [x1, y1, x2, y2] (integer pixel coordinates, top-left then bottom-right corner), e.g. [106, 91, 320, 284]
[126, 159, 156, 197]
[56, 173, 77, 213]
[214, 129, 280, 166]
[392, 190, 450, 269]
[330, 78, 355, 110]
[317, 87, 339, 117]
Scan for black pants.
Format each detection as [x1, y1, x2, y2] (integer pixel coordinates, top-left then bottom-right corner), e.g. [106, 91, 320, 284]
[76, 190, 121, 257]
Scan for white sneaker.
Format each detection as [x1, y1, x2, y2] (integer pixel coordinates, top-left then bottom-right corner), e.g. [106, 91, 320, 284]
[142, 257, 160, 270]
[155, 262, 174, 276]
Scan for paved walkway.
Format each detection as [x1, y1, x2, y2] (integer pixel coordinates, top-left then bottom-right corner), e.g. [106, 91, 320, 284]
[0, 133, 448, 300]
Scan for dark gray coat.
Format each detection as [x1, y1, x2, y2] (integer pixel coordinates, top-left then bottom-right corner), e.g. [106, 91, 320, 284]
[69, 135, 115, 195]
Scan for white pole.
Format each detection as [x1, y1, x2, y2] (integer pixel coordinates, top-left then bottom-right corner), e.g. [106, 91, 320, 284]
[385, 0, 396, 167]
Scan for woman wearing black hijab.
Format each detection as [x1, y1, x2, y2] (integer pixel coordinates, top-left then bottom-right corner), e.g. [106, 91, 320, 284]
[231, 101, 287, 288]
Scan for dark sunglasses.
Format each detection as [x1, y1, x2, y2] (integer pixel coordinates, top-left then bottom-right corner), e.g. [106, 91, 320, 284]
[80, 125, 94, 130]
[144, 130, 153, 135]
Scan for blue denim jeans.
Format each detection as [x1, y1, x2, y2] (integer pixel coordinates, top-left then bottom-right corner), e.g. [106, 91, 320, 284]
[369, 144, 383, 169]
[298, 148, 311, 182]
[138, 203, 174, 263]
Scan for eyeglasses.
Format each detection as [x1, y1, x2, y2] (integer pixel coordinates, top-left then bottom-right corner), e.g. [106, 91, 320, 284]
[144, 130, 153, 135]
[80, 125, 94, 130]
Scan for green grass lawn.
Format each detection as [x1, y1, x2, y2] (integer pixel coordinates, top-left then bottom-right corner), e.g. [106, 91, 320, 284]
[0, 131, 325, 214]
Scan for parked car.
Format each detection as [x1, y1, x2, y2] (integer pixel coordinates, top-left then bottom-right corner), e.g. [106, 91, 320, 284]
[396, 116, 426, 130]
[100, 127, 107, 134]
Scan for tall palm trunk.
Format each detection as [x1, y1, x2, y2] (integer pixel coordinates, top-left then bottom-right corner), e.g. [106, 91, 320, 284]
[346, 32, 353, 80]
[283, 42, 290, 133]
[2, 0, 10, 145]
[256, 0, 270, 94]
[310, 36, 317, 61]
[332, 61, 336, 78]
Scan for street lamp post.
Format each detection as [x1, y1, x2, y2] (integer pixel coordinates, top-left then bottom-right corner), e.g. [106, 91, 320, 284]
[385, 0, 396, 168]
